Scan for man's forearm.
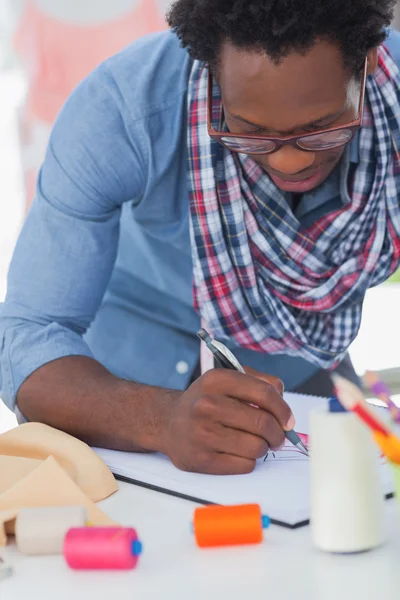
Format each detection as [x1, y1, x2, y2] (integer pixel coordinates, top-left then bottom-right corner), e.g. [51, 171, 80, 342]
[16, 356, 180, 452]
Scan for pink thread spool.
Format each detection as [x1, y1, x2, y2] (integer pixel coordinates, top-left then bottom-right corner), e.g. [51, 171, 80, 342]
[64, 527, 142, 570]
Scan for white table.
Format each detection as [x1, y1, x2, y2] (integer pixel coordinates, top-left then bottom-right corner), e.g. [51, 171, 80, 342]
[2, 481, 400, 600]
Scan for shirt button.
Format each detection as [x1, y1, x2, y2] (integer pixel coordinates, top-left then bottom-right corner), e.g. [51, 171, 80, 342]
[176, 360, 189, 375]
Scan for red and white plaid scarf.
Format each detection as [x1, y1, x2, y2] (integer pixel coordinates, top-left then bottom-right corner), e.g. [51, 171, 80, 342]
[187, 46, 400, 369]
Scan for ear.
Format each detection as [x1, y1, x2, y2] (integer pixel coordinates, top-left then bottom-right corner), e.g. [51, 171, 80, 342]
[366, 48, 378, 75]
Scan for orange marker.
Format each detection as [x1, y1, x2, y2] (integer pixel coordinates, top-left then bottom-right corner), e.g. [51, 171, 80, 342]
[192, 504, 270, 548]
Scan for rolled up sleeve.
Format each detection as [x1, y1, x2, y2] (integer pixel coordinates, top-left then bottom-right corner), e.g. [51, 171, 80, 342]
[0, 60, 146, 410]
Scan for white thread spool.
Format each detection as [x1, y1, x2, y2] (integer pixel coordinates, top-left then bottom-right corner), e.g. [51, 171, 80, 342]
[310, 399, 385, 553]
[16, 506, 88, 555]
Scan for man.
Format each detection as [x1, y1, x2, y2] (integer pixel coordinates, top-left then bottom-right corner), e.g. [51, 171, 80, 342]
[1, 1, 399, 474]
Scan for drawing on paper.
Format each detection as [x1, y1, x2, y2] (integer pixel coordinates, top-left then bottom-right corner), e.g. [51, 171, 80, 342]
[264, 433, 309, 462]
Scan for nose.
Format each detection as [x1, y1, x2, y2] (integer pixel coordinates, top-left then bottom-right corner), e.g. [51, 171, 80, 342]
[265, 145, 315, 175]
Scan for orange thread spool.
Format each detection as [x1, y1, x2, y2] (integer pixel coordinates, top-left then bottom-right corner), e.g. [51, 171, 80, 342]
[193, 504, 270, 548]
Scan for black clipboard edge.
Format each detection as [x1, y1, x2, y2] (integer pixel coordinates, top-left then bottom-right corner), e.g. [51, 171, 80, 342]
[114, 473, 308, 530]
[114, 473, 395, 530]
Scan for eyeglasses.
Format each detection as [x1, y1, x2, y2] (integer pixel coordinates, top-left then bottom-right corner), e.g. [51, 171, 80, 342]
[207, 59, 367, 155]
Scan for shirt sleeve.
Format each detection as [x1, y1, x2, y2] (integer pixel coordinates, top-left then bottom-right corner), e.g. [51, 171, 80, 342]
[0, 62, 147, 410]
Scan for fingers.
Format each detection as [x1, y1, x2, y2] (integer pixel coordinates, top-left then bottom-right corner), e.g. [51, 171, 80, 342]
[208, 394, 286, 450]
[212, 424, 269, 459]
[201, 370, 294, 431]
[187, 452, 256, 475]
[166, 367, 293, 476]
[243, 366, 284, 396]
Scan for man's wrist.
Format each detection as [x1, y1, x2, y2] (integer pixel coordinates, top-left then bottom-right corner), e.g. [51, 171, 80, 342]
[112, 377, 180, 454]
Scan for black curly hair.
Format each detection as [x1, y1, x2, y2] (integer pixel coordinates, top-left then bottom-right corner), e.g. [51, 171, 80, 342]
[167, 0, 396, 73]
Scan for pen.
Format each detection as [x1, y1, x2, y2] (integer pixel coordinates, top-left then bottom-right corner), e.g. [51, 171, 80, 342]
[197, 328, 309, 456]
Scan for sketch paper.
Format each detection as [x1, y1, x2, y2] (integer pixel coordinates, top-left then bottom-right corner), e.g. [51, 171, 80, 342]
[94, 393, 394, 527]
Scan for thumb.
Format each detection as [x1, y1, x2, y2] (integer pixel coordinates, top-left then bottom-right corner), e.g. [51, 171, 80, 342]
[243, 366, 284, 397]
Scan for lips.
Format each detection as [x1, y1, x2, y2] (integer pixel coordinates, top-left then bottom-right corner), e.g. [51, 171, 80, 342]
[268, 168, 325, 193]
[271, 168, 321, 184]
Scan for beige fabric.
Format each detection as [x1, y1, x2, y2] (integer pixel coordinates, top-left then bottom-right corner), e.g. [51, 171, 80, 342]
[0, 423, 119, 546]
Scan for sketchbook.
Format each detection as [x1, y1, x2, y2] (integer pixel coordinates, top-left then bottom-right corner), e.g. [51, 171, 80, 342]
[94, 392, 395, 528]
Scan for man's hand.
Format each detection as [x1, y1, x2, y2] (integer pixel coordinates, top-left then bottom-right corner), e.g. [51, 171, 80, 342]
[160, 368, 294, 475]
[17, 357, 293, 476]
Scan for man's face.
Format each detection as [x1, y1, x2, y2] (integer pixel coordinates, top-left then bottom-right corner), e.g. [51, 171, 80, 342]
[217, 41, 371, 194]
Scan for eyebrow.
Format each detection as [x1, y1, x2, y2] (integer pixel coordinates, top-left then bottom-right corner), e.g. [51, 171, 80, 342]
[226, 109, 346, 133]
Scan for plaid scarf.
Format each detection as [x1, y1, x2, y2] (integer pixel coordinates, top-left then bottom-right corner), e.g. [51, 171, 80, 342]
[187, 46, 400, 369]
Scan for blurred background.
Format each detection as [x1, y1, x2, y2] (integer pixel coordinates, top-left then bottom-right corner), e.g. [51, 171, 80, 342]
[0, 0, 399, 431]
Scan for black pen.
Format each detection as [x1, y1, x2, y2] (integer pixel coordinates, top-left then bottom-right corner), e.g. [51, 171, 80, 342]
[197, 328, 309, 456]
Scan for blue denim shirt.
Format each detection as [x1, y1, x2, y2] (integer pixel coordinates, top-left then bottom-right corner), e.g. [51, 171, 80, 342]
[1, 30, 400, 411]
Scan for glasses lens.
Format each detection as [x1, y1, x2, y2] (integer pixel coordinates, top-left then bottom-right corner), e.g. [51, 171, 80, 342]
[220, 136, 276, 155]
[297, 129, 353, 151]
